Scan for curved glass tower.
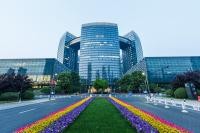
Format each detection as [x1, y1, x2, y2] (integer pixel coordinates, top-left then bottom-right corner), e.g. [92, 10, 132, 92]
[121, 31, 143, 73]
[80, 22, 121, 84]
[57, 22, 143, 85]
[57, 32, 79, 71]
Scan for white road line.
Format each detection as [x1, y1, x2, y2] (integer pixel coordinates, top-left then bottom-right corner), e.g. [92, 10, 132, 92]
[19, 108, 36, 114]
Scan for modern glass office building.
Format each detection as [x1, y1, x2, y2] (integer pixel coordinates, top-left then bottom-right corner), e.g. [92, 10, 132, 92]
[80, 23, 120, 84]
[0, 58, 68, 83]
[126, 56, 200, 83]
[57, 22, 143, 84]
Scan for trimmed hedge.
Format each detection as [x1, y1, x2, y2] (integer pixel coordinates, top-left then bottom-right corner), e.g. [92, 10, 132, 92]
[22, 90, 34, 100]
[0, 90, 34, 101]
[55, 87, 64, 94]
[0, 92, 19, 101]
[40, 87, 51, 94]
[40, 87, 65, 94]
[165, 89, 174, 97]
[197, 89, 200, 96]
[174, 87, 188, 99]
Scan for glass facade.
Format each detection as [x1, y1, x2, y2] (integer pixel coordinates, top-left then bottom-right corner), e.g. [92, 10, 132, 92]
[119, 31, 143, 74]
[80, 22, 121, 84]
[57, 32, 77, 70]
[124, 31, 143, 62]
[0, 58, 68, 83]
[126, 57, 200, 83]
[57, 22, 144, 85]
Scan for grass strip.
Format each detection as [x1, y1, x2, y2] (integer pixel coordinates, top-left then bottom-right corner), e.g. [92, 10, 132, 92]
[63, 97, 136, 133]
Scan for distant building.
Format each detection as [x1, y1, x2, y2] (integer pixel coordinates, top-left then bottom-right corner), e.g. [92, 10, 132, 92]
[0, 58, 68, 83]
[125, 56, 200, 83]
[57, 22, 143, 84]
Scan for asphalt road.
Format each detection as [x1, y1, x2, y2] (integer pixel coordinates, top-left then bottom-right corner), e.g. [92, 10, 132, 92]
[119, 95, 200, 133]
[0, 96, 82, 133]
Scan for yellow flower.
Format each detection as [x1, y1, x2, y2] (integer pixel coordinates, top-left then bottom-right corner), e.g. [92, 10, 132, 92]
[17, 97, 90, 133]
[111, 97, 189, 133]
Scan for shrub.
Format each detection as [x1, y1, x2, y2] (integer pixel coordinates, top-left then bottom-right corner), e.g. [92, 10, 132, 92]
[153, 87, 161, 93]
[197, 89, 200, 96]
[22, 90, 34, 100]
[40, 87, 51, 94]
[165, 89, 174, 97]
[55, 87, 64, 94]
[149, 83, 160, 93]
[0, 92, 19, 101]
[174, 87, 188, 99]
[33, 89, 42, 95]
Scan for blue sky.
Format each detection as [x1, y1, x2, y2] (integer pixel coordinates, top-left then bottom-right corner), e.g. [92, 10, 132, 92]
[0, 0, 199, 58]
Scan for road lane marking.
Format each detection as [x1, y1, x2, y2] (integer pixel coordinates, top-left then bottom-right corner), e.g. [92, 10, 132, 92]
[19, 108, 36, 114]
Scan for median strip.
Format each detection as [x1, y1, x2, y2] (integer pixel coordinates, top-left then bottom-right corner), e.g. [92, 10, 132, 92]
[64, 97, 136, 133]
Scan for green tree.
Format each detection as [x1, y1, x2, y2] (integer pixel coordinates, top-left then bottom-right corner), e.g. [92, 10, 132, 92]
[149, 83, 161, 93]
[130, 71, 145, 92]
[174, 87, 188, 99]
[118, 74, 132, 92]
[57, 72, 71, 93]
[57, 72, 81, 94]
[118, 71, 145, 93]
[70, 72, 81, 93]
[112, 78, 119, 91]
[0, 72, 32, 94]
[165, 89, 174, 97]
[93, 79, 108, 93]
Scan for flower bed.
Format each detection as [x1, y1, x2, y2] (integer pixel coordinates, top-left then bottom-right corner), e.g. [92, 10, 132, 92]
[16, 97, 93, 133]
[109, 97, 191, 133]
[42, 98, 93, 133]
[108, 98, 158, 133]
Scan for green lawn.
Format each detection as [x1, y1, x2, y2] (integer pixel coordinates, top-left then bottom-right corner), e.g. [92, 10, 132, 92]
[63, 97, 136, 133]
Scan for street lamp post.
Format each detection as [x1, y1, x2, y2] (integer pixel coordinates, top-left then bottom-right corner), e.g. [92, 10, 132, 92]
[49, 73, 57, 100]
[19, 87, 22, 102]
[54, 73, 57, 95]
[141, 66, 170, 99]
[19, 79, 24, 103]
[142, 72, 151, 98]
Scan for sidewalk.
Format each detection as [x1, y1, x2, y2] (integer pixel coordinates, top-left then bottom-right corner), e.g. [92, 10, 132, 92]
[35, 95, 72, 99]
[131, 93, 200, 105]
[154, 95, 200, 105]
[0, 98, 50, 111]
[0, 95, 76, 111]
